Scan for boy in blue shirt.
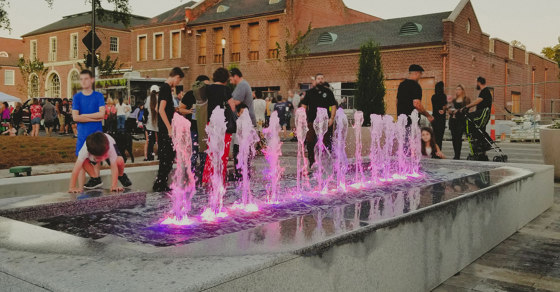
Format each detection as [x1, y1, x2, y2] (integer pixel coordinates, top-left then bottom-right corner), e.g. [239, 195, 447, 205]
[72, 69, 106, 189]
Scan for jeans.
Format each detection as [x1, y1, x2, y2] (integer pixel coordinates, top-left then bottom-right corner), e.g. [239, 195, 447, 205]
[117, 115, 126, 131]
[153, 132, 175, 188]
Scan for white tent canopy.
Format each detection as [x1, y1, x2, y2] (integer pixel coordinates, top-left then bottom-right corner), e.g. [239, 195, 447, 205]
[0, 92, 21, 103]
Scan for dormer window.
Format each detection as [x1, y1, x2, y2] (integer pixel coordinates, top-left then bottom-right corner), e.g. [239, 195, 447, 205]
[466, 19, 471, 34]
[399, 22, 422, 36]
[269, 0, 281, 4]
[317, 32, 337, 45]
[217, 5, 229, 13]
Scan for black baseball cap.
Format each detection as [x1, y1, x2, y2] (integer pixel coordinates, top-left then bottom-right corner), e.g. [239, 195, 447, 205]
[409, 64, 425, 72]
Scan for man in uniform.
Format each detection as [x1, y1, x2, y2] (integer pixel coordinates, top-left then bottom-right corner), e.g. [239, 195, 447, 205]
[396, 64, 434, 125]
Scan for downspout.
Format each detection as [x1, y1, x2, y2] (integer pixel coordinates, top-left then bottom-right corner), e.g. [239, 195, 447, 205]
[531, 67, 535, 110]
[504, 61, 508, 113]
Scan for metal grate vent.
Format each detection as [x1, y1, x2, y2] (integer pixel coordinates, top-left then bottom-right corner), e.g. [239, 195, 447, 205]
[399, 22, 423, 36]
[317, 32, 338, 45]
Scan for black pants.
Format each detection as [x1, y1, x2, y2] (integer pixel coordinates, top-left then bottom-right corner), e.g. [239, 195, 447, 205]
[449, 118, 465, 159]
[432, 118, 445, 150]
[153, 132, 175, 188]
[305, 122, 333, 167]
[146, 130, 157, 160]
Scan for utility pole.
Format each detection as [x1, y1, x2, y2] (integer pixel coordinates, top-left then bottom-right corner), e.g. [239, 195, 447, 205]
[91, 0, 96, 88]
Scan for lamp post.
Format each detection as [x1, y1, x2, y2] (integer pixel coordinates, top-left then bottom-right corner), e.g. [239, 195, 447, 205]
[221, 38, 226, 68]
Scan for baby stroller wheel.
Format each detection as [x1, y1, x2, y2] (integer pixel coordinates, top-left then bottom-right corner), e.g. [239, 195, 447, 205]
[493, 156, 503, 162]
[467, 155, 474, 161]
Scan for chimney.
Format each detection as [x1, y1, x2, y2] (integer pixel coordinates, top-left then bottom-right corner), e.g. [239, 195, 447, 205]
[185, 8, 193, 23]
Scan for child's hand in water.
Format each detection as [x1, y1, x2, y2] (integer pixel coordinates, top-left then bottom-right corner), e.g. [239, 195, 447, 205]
[111, 185, 124, 192]
[68, 187, 83, 194]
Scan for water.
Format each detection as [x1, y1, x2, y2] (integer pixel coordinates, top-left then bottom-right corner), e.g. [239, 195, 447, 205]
[160, 113, 196, 226]
[333, 108, 349, 191]
[233, 111, 260, 211]
[353, 111, 364, 184]
[295, 108, 310, 195]
[369, 114, 384, 182]
[409, 110, 422, 176]
[381, 115, 395, 181]
[313, 108, 331, 193]
[202, 107, 228, 220]
[263, 111, 283, 204]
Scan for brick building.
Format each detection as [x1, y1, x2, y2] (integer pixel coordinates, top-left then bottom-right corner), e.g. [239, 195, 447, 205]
[19, 11, 148, 101]
[296, 0, 560, 117]
[0, 37, 24, 100]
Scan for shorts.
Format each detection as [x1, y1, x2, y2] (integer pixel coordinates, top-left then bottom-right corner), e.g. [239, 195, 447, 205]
[31, 117, 41, 125]
[279, 118, 288, 128]
[44, 120, 54, 128]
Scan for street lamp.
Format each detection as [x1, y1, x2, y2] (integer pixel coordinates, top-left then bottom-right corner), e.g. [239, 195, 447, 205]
[221, 38, 226, 68]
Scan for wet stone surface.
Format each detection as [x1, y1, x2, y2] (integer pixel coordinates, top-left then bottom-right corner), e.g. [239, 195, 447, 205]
[15, 161, 526, 248]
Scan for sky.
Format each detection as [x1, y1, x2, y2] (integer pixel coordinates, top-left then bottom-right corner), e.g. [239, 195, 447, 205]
[1, 0, 558, 53]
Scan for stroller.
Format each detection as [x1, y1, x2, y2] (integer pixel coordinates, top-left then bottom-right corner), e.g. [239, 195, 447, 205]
[465, 112, 508, 162]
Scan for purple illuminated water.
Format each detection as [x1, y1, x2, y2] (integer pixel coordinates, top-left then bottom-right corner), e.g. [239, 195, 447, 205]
[233, 111, 260, 211]
[369, 114, 383, 183]
[333, 108, 349, 191]
[353, 111, 364, 184]
[409, 110, 422, 176]
[313, 108, 331, 193]
[203, 107, 228, 220]
[263, 111, 283, 204]
[160, 113, 196, 226]
[295, 108, 310, 195]
[382, 115, 395, 181]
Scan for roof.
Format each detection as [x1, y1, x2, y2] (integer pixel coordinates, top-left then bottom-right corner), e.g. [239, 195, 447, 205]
[189, 0, 286, 25]
[22, 10, 149, 37]
[300, 11, 452, 55]
[144, 1, 197, 25]
[0, 37, 24, 66]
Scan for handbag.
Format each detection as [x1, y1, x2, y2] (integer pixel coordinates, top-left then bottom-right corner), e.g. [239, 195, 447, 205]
[222, 87, 237, 134]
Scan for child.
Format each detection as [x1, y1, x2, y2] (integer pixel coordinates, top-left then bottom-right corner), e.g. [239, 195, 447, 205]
[1, 123, 16, 136]
[421, 127, 445, 159]
[68, 131, 132, 193]
[17, 122, 28, 136]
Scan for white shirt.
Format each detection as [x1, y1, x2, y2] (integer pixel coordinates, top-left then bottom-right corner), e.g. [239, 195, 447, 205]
[115, 103, 128, 116]
[144, 95, 159, 132]
[77, 133, 118, 164]
[253, 99, 267, 122]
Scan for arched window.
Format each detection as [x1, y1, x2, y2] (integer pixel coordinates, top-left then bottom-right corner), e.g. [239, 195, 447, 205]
[48, 73, 61, 98]
[29, 74, 39, 98]
[69, 70, 81, 96]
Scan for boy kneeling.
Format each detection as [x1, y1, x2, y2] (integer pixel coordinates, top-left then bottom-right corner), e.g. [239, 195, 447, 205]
[69, 131, 132, 193]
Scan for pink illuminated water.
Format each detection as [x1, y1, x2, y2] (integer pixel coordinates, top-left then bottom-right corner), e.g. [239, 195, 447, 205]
[263, 111, 283, 204]
[369, 114, 383, 183]
[313, 108, 331, 193]
[333, 108, 349, 191]
[203, 107, 228, 219]
[160, 113, 196, 226]
[235, 110, 260, 208]
[295, 108, 310, 195]
[353, 111, 365, 184]
[396, 114, 409, 178]
[409, 110, 422, 176]
[382, 115, 395, 181]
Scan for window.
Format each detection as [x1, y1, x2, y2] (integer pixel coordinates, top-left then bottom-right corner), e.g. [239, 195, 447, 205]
[29, 74, 39, 98]
[110, 37, 119, 53]
[138, 35, 147, 61]
[249, 23, 260, 61]
[198, 30, 207, 64]
[489, 39, 495, 53]
[466, 19, 471, 34]
[230, 26, 241, 62]
[49, 37, 57, 61]
[30, 40, 37, 61]
[4, 70, 15, 85]
[213, 28, 223, 64]
[154, 33, 164, 60]
[268, 20, 279, 59]
[170, 31, 181, 59]
[48, 73, 61, 98]
[70, 33, 79, 59]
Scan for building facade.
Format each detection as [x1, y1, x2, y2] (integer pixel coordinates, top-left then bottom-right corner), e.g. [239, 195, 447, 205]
[0, 37, 24, 100]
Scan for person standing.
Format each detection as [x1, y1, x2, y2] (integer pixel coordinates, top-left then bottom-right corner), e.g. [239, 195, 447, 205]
[192, 75, 211, 175]
[115, 98, 129, 132]
[1, 102, 10, 133]
[253, 90, 266, 132]
[11, 102, 23, 131]
[178, 82, 200, 172]
[153, 67, 184, 192]
[447, 84, 470, 160]
[274, 95, 290, 140]
[462, 76, 493, 160]
[301, 73, 337, 167]
[396, 65, 434, 124]
[144, 85, 159, 161]
[431, 81, 447, 150]
[72, 69, 106, 189]
[42, 100, 56, 137]
[29, 98, 42, 137]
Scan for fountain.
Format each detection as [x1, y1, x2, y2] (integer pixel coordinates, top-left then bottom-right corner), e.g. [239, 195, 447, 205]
[295, 108, 310, 195]
[353, 111, 365, 184]
[160, 113, 196, 226]
[369, 114, 384, 183]
[333, 108, 349, 191]
[313, 108, 332, 193]
[232, 111, 260, 212]
[263, 111, 283, 204]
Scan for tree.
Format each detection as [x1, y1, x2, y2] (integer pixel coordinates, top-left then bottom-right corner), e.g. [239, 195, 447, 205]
[541, 37, 560, 75]
[78, 52, 123, 78]
[17, 57, 48, 99]
[511, 40, 526, 50]
[269, 24, 312, 92]
[355, 41, 386, 125]
[0, 0, 131, 32]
